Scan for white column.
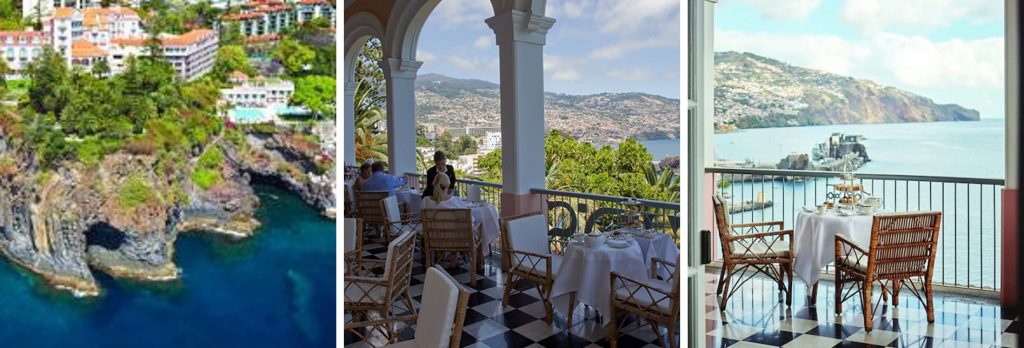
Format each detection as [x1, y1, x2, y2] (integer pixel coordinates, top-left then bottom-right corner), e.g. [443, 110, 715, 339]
[1007, 0, 1019, 190]
[343, 81, 357, 166]
[486, 10, 555, 200]
[383, 58, 422, 177]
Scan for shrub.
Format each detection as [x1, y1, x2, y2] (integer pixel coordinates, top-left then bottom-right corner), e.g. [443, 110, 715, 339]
[118, 175, 156, 209]
[192, 168, 222, 190]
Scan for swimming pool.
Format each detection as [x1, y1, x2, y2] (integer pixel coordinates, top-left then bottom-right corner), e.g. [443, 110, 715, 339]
[274, 105, 310, 116]
[229, 108, 270, 123]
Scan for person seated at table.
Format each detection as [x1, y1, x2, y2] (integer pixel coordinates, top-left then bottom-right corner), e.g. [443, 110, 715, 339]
[360, 161, 407, 196]
[422, 174, 468, 210]
[353, 162, 372, 191]
[422, 151, 456, 199]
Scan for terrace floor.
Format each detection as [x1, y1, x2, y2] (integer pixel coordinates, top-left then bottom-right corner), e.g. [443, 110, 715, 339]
[704, 270, 1022, 348]
[344, 241, 678, 348]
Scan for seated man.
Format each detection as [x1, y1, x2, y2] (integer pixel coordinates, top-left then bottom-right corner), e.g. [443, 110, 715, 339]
[360, 162, 407, 196]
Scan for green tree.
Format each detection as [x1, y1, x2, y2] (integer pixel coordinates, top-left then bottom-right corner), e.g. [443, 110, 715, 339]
[211, 45, 252, 81]
[91, 59, 111, 78]
[292, 75, 335, 119]
[219, 22, 243, 46]
[272, 38, 315, 76]
[25, 47, 72, 118]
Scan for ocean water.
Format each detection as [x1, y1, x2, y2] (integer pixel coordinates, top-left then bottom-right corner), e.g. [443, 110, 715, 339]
[639, 138, 682, 161]
[0, 185, 336, 347]
[712, 119, 1007, 289]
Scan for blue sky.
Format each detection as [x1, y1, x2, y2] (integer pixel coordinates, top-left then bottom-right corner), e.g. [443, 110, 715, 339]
[415, 0, 680, 99]
[715, 0, 1005, 118]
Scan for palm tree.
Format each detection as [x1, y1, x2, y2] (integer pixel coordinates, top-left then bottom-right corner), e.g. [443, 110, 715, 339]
[645, 163, 680, 203]
[354, 79, 388, 162]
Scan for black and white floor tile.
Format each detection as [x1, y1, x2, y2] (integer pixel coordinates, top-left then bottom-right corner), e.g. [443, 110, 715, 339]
[705, 270, 1022, 348]
[344, 242, 678, 347]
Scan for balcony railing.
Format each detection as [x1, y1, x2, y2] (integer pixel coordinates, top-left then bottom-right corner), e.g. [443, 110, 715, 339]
[706, 167, 1003, 292]
[406, 173, 681, 240]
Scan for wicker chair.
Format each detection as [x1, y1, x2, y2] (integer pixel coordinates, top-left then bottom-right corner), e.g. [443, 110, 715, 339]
[345, 218, 364, 275]
[712, 195, 794, 308]
[500, 213, 575, 326]
[381, 196, 422, 242]
[609, 257, 680, 348]
[421, 208, 483, 286]
[835, 211, 942, 332]
[357, 191, 391, 243]
[344, 230, 417, 340]
[345, 265, 471, 347]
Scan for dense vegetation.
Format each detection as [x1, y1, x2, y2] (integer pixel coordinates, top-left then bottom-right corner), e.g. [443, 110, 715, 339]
[477, 130, 679, 203]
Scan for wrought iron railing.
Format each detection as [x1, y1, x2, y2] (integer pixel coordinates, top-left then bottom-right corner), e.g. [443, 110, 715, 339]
[531, 188, 681, 240]
[706, 167, 1004, 291]
[406, 173, 503, 210]
[406, 173, 681, 240]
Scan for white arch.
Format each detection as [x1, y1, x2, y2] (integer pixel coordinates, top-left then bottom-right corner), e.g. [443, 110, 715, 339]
[343, 11, 384, 84]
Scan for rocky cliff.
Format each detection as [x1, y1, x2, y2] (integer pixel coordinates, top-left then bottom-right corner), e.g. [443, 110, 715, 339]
[0, 124, 333, 297]
[714, 51, 981, 129]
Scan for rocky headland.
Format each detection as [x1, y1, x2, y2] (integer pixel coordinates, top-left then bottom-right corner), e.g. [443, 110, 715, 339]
[0, 125, 335, 297]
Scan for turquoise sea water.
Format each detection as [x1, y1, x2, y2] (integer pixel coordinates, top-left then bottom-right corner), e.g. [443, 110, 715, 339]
[0, 185, 336, 347]
[713, 119, 1006, 288]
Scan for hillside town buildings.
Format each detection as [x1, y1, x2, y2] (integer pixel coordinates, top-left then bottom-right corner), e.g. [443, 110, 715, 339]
[219, 0, 335, 38]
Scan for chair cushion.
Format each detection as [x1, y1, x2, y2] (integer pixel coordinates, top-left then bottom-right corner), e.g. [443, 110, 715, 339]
[512, 254, 562, 278]
[413, 267, 462, 348]
[614, 279, 675, 315]
[506, 214, 549, 256]
[384, 340, 420, 348]
[345, 218, 358, 253]
[839, 254, 869, 273]
[730, 239, 790, 259]
[344, 282, 386, 304]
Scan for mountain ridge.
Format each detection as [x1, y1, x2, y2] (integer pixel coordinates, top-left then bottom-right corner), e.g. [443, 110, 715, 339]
[415, 73, 681, 142]
[714, 51, 980, 130]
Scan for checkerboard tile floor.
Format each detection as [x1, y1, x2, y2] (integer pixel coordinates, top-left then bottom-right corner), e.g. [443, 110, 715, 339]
[344, 242, 678, 347]
[704, 269, 1023, 348]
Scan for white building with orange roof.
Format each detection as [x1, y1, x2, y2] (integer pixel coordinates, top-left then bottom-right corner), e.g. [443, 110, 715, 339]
[219, 0, 334, 38]
[21, 0, 101, 19]
[294, 0, 333, 24]
[44, 6, 144, 64]
[107, 29, 218, 80]
[70, 40, 105, 70]
[0, 30, 46, 75]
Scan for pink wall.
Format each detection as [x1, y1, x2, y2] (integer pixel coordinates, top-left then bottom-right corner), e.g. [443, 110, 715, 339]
[1002, 188, 1019, 309]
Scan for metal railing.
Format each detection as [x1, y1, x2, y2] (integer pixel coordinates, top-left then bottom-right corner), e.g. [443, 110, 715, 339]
[531, 188, 681, 240]
[406, 173, 503, 210]
[406, 173, 681, 240]
[706, 167, 1004, 291]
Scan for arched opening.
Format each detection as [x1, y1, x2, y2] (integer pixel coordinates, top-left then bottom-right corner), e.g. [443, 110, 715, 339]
[84, 222, 128, 251]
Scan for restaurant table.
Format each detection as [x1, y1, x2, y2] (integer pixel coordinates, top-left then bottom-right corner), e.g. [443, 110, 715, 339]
[395, 188, 422, 215]
[467, 202, 501, 254]
[551, 240, 650, 325]
[630, 231, 680, 279]
[794, 210, 875, 287]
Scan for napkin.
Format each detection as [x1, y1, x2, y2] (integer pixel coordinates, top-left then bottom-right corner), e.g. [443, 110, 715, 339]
[467, 184, 482, 202]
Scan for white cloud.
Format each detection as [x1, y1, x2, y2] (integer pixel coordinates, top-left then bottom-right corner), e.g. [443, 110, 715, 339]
[544, 55, 584, 81]
[606, 68, 655, 81]
[715, 30, 1004, 90]
[593, 0, 679, 35]
[486, 58, 499, 71]
[473, 35, 492, 49]
[547, 0, 589, 19]
[417, 49, 437, 65]
[430, 0, 493, 29]
[449, 56, 482, 71]
[590, 38, 665, 60]
[736, 0, 821, 21]
[841, 0, 1002, 34]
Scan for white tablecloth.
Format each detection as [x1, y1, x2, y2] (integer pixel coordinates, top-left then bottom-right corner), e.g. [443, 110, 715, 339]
[395, 189, 422, 215]
[469, 204, 501, 253]
[632, 232, 680, 278]
[794, 211, 874, 286]
[551, 241, 650, 326]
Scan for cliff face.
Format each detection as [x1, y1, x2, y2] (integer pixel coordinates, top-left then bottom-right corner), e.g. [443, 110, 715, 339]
[0, 124, 331, 297]
[714, 51, 981, 129]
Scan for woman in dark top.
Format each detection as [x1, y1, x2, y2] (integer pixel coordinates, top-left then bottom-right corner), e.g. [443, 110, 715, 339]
[422, 151, 457, 198]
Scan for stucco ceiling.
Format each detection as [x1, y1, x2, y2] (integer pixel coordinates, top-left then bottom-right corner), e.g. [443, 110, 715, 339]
[344, 0, 394, 28]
